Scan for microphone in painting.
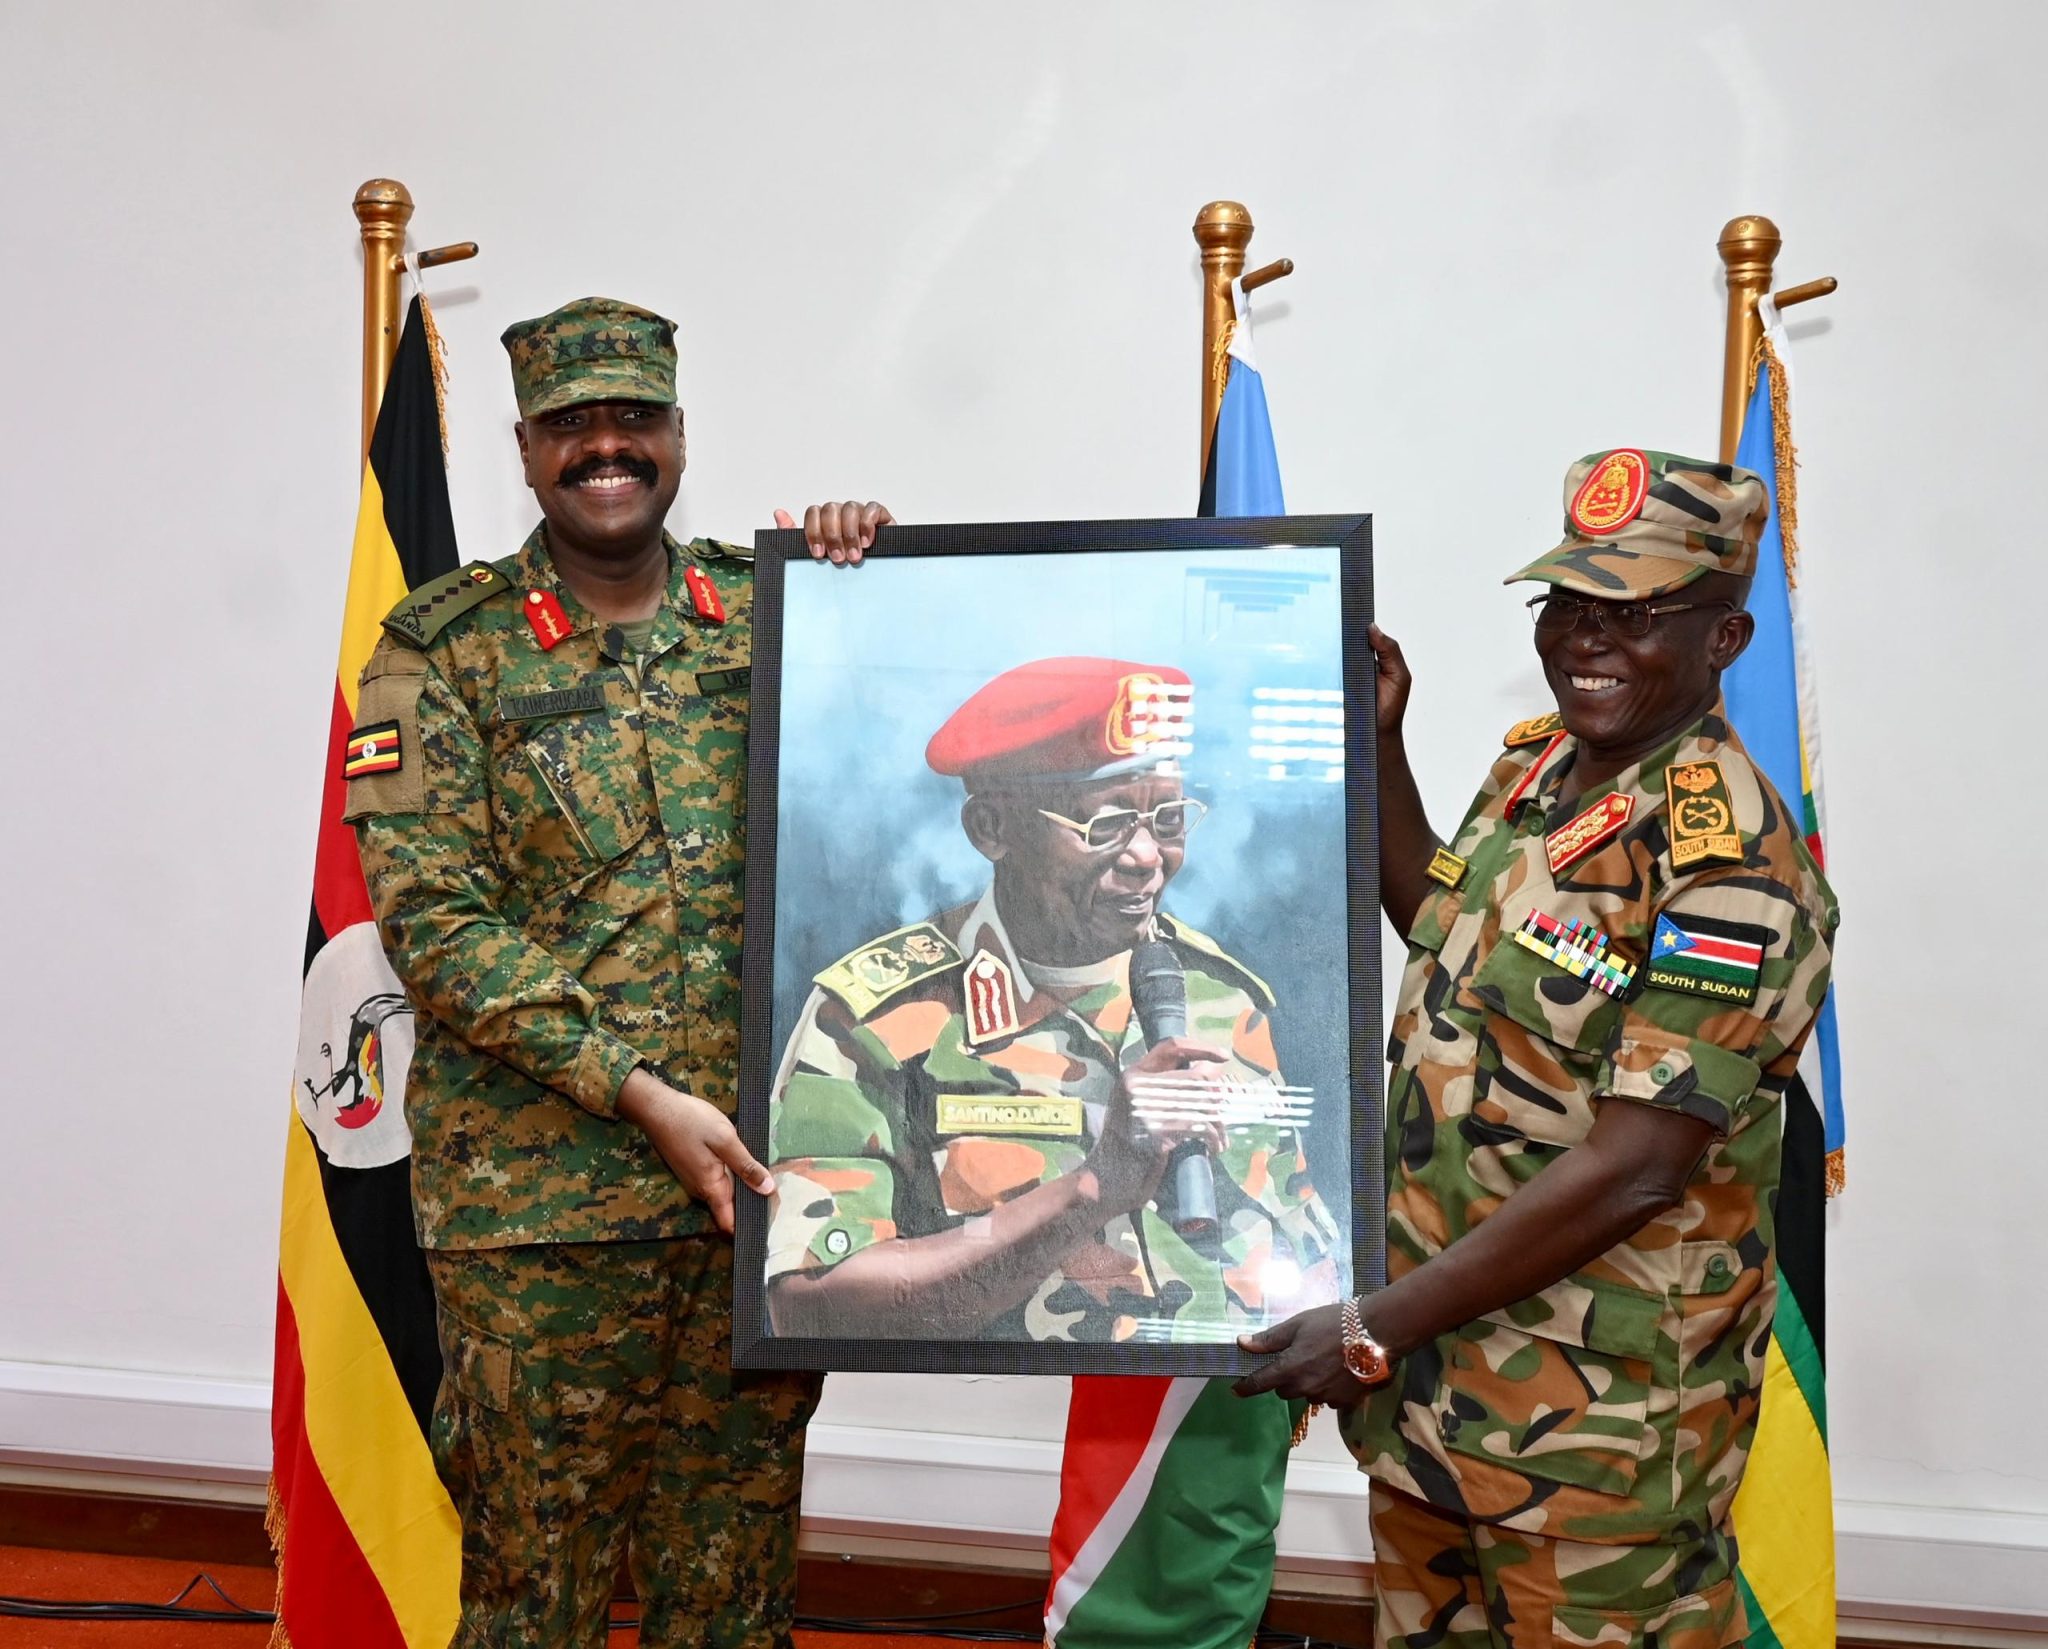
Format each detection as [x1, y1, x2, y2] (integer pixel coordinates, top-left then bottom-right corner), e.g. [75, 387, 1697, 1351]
[1130, 938, 1220, 1256]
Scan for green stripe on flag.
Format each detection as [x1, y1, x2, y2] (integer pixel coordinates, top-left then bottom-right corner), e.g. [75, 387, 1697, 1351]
[1769, 1279, 1829, 1445]
[1738, 1570, 1787, 1649]
[1053, 1382, 1297, 1649]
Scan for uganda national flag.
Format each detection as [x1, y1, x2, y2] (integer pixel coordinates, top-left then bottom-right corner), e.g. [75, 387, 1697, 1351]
[269, 295, 461, 1648]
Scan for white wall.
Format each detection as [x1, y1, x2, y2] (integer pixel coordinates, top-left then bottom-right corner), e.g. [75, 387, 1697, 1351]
[3, 0, 2043, 1619]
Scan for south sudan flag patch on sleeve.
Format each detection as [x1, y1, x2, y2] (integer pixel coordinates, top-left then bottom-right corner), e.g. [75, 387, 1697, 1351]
[1643, 912, 1766, 1003]
[344, 721, 403, 779]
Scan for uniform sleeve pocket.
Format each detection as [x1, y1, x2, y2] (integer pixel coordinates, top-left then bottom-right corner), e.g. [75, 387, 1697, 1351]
[342, 651, 430, 820]
[1551, 1575, 1740, 1649]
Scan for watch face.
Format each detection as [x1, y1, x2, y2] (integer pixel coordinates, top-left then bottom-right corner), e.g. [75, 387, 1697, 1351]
[1344, 1336, 1389, 1384]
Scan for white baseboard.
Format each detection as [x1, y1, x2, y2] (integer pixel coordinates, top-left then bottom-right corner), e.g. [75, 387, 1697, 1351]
[4, 1361, 2043, 1623]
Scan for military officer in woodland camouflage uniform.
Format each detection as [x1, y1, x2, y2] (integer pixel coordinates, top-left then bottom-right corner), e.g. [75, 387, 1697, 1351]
[1236, 450, 1838, 1649]
[764, 656, 1343, 1346]
[344, 295, 889, 1649]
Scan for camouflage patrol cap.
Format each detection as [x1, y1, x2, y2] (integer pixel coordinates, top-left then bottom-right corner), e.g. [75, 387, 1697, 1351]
[927, 657, 1194, 788]
[500, 296, 678, 419]
[1505, 448, 1769, 599]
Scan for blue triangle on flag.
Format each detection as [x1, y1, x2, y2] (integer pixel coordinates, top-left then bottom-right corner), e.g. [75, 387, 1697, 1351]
[1652, 914, 1696, 957]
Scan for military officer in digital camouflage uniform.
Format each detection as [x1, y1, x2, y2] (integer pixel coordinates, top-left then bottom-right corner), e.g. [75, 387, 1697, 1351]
[344, 295, 888, 1649]
[1235, 450, 1838, 1649]
[764, 656, 1343, 1346]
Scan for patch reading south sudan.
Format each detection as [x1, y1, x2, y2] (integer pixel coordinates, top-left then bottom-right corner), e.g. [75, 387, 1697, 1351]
[1643, 912, 1765, 1003]
[1546, 792, 1634, 875]
[936, 1095, 1085, 1137]
[1510, 908, 1637, 997]
[1665, 760, 1744, 868]
[694, 667, 750, 695]
[343, 721, 402, 779]
[495, 684, 607, 723]
[1425, 846, 1468, 888]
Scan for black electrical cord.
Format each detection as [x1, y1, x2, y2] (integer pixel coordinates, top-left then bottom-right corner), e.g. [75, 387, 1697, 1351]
[0, 1569, 274, 1622]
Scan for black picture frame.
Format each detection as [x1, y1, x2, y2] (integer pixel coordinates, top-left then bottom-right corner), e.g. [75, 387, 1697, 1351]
[732, 515, 1382, 1375]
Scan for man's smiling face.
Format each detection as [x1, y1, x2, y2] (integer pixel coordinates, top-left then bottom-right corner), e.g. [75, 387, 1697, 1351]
[515, 398, 685, 560]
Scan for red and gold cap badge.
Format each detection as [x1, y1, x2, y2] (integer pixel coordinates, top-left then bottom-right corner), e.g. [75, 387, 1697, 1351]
[1567, 449, 1650, 536]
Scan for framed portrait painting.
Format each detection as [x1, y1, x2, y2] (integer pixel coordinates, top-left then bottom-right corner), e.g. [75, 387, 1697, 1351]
[732, 515, 1381, 1376]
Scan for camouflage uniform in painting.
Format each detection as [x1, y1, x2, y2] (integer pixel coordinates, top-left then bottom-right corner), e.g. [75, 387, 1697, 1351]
[766, 896, 1341, 1343]
[1343, 450, 1838, 1647]
[346, 296, 818, 1649]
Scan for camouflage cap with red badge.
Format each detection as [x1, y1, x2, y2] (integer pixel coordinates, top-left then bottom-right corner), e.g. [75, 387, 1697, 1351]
[1505, 448, 1770, 599]
[926, 656, 1193, 789]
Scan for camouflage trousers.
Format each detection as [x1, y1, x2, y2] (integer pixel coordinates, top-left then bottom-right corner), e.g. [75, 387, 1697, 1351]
[1368, 1483, 1744, 1649]
[425, 1236, 823, 1649]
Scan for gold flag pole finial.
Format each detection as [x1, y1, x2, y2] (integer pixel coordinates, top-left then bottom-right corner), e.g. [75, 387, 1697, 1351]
[353, 179, 480, 465]
[355, 180, 416, 466]
[1716, 215, 1836, 463]
[1193, 201, 1293, 486]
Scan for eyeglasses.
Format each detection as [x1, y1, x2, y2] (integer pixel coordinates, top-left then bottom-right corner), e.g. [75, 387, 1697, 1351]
[1526, 593, 1736, 639]
[1037, 798, 1209, 851]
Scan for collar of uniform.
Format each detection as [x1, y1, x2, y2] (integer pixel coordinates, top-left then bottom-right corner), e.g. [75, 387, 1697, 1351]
[958, 885, 1037, 1005]
[516, 524, 697, 660]
[1545, 699, 1737, 824]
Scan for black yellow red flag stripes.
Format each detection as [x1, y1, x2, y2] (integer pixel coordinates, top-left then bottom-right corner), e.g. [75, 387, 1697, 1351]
[271, 295, 460, 1648]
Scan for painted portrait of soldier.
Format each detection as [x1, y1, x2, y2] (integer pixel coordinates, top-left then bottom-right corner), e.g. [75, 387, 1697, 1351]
[762, 654, 1344, 1347]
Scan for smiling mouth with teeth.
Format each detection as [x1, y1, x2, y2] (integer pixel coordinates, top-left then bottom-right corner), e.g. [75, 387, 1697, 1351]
[1569, 675, 1624, 692]
[576, 472, 643, 490]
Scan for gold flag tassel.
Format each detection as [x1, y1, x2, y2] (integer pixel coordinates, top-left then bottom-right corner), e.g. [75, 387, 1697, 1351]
[264, 1475, 295, 1649]
[406, 255, 452, 459]
[1746, 332, 1801, 584]
[1290, 1400, 1321, 1448]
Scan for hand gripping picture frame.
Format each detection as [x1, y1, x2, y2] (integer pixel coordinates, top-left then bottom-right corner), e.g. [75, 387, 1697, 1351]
[732, 515, 1382, 1376]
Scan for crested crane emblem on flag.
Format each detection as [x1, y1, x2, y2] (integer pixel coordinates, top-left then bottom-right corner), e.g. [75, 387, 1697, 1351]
[301, 990, 413, 1131]
[1568, 448, 1650, 535]
[343, 720, 403, 779]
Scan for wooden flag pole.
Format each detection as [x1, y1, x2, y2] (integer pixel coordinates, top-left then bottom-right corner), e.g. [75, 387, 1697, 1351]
[1716, 215, 1835, 463]
[353, 178, 478, 465]
[1193, 201, 1291, 483]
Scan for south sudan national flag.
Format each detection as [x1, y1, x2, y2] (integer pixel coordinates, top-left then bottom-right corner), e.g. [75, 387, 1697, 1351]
[269, 296, 461, 1648]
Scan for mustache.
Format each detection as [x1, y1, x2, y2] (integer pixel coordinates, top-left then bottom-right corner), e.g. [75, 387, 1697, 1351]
[558, 453, 658, 487]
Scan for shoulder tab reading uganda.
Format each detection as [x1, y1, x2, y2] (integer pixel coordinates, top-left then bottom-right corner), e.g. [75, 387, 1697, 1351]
[382, 562, 512, 648]
[690, 536, 755, 565]
[814, 922, 962, 1019]
[1504, 711, 1565, 748]
[1157, 914, 1276, 1009]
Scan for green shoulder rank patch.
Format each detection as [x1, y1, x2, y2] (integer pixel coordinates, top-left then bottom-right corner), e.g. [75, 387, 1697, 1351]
[1503, 711, 1565, 747]
[691, 535, 755, 565]
[382, 562, 511, 648]
[693, 666, 750, 696]
[815, 922, 961, 1018]
[495, 683, 607, 723]
[1665, 760, 1745, 869]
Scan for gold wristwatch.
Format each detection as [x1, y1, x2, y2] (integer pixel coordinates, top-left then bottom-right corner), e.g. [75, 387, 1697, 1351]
[1341, 1296, 1392, 1388]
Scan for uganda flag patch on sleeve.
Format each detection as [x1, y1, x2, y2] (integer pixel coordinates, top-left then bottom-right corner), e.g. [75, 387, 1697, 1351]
[343, 721, 403, 779]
